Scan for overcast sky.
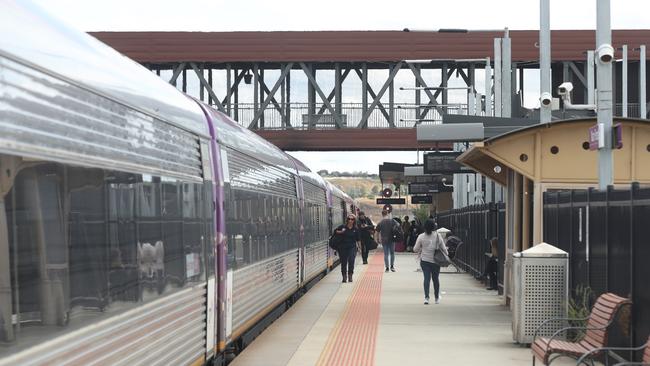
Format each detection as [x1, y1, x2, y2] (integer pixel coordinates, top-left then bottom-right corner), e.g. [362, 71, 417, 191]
[32, 0, 650, 174]
[33, 0, 649, 32]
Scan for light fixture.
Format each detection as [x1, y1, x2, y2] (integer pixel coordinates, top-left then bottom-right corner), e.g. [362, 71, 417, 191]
[493, 165, 502, 174]
[243, 71, 252, 85]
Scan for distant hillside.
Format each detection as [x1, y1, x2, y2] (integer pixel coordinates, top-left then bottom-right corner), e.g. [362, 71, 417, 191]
[325, 177, 422, 223]
[325, 177, 380, 199]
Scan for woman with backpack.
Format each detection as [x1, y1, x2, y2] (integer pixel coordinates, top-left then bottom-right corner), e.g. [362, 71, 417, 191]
[413, 219, 449, 305]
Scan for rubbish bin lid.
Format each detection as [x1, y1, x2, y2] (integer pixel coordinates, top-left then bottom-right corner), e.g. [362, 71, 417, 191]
[514, 242, 568, 258]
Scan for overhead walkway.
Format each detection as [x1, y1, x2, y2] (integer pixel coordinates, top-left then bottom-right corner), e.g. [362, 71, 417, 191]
[230, 251, 575, 366]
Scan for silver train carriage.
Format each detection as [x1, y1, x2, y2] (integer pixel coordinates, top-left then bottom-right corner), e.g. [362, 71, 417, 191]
[0, 2, 351, 365]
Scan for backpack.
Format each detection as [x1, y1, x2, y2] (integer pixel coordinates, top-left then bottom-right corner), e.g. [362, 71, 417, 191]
[391, 221, 404, 242]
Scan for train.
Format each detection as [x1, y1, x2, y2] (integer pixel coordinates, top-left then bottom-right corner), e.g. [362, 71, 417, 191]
[0, 2, 356, 365]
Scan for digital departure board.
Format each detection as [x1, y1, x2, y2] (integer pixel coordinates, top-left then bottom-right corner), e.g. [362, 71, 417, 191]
[423, 152, 470, 174]
[408, 182, 453, 194]
[411, 195, 433, 204]
[376, 198, 406, 205]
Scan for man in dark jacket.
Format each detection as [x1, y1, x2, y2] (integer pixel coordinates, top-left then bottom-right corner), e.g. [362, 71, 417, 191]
[357, 211, 375, 264]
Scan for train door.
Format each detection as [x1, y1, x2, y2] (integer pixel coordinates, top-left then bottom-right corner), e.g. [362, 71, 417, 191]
[295, 178, 305, 285]
[201, 141, 217, 360]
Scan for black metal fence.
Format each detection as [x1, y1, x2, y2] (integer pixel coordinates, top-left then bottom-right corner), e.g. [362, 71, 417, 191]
[435, 202, 506, 288]
[544, 183, 650, 359]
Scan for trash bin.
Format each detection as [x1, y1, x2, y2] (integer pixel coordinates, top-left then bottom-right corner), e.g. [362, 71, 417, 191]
[512, 242, 568, 344]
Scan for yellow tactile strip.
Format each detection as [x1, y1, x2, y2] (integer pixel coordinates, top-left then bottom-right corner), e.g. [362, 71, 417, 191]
[316, 251, 383, 366]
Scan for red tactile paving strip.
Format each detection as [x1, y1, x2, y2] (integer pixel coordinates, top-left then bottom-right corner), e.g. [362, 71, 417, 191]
[316, 251, 384, 366]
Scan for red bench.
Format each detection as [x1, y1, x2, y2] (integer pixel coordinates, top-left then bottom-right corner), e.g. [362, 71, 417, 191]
[531, 292, 632, 365]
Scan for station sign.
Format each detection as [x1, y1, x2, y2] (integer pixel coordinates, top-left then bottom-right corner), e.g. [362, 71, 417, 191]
[588, 123, 604, 150]
[376, 198, 406, 205]
[613, 123, 623, 149]
[411, 174, 453, 184]
[411, 195, 433, 204]
[408, 182, 453, 195]
[423, 152, 471, 174]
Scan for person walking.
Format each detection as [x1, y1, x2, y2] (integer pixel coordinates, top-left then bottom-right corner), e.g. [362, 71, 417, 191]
[357, 211, 375, 265]
[413, 219, 449, 304]
[407, 219, 420, 252]
[401, 216, 411, 251]
[376, 210, 398, 272]
[334, 214, 361, 283]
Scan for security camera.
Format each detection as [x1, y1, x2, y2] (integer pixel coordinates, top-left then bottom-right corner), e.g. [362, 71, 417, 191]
[597, 44, 615, 63]
[540, 92, 553, 107]
[557, 82, 574, 96]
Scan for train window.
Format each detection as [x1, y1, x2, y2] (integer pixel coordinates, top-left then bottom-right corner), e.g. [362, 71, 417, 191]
[0, 157, 209, 353]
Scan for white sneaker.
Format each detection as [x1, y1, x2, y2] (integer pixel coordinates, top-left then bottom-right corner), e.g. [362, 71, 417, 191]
[435, 298, 440, 304]
[424, 298, 429, 305]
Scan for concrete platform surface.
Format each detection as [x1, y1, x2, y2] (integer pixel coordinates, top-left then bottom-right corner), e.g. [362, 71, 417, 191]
[230, 251, 576, 366]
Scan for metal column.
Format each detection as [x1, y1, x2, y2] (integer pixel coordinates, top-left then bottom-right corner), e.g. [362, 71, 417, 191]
[285, 70, 291, 127]
[540, 0, 552, 123]
[641, 45, 647, 119]
[494, 39, 502, 117]
[335, 63, 342, 120]
[623, 45, 628, 117]
[362, 63, 368, 118]
[308, 65, 316, 121]
[485, 57, 492, 116]
[415, 64, 421, 118]
[588, 51, 595, 105]
[389, 65, 395, 125]
[442, 63, 449, 114]
[253, 64, 259, 126]
[502, 34, 512, 118]
[596, 0, 613, 189]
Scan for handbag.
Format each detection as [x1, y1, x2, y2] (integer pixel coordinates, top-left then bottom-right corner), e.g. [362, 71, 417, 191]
[432, 233, 451, 267]
[328, 232, 343, 251]
[433, 249, 451, 267]
[366, 239, 378, 251]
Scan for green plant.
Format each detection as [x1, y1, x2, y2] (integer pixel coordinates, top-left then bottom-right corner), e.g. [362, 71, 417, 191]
[412, 204, 431, 224]
[567, 285, 593, 341]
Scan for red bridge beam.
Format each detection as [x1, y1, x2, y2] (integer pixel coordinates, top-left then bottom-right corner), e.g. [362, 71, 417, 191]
[254, 129, 452, 151]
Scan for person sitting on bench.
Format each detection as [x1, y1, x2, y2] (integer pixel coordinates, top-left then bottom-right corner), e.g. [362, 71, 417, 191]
[476, 237, 498, 290]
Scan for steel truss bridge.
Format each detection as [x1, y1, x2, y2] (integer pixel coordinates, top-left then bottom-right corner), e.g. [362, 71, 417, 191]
[93, 30, 650, 150]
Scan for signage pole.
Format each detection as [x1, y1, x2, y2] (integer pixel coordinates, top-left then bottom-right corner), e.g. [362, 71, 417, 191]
[540, 0, 552, 123]
[597, 0, 613, 189]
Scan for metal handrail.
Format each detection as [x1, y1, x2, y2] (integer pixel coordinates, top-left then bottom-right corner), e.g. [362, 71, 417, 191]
[214, 102, 470, 129]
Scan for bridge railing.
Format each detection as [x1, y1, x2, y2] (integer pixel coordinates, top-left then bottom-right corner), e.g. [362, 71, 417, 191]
[614, 103, 644, 118]
[215, 102, 469, 129]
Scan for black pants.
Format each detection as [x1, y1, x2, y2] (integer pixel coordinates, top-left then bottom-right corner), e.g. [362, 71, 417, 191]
[482, 257, 498, 288]
[361, 241, 370, 263]
[339, 245, 357, 275]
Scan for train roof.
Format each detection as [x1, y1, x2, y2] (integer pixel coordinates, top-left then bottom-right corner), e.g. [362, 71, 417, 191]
[326, 180, 353, 204]
[287, 155, 328, 190]
[0, 2, 208, 138]
[205, 107, 298, 172]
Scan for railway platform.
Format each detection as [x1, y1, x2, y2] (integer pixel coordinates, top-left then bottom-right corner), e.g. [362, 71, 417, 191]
[230, 251, 574, 366]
